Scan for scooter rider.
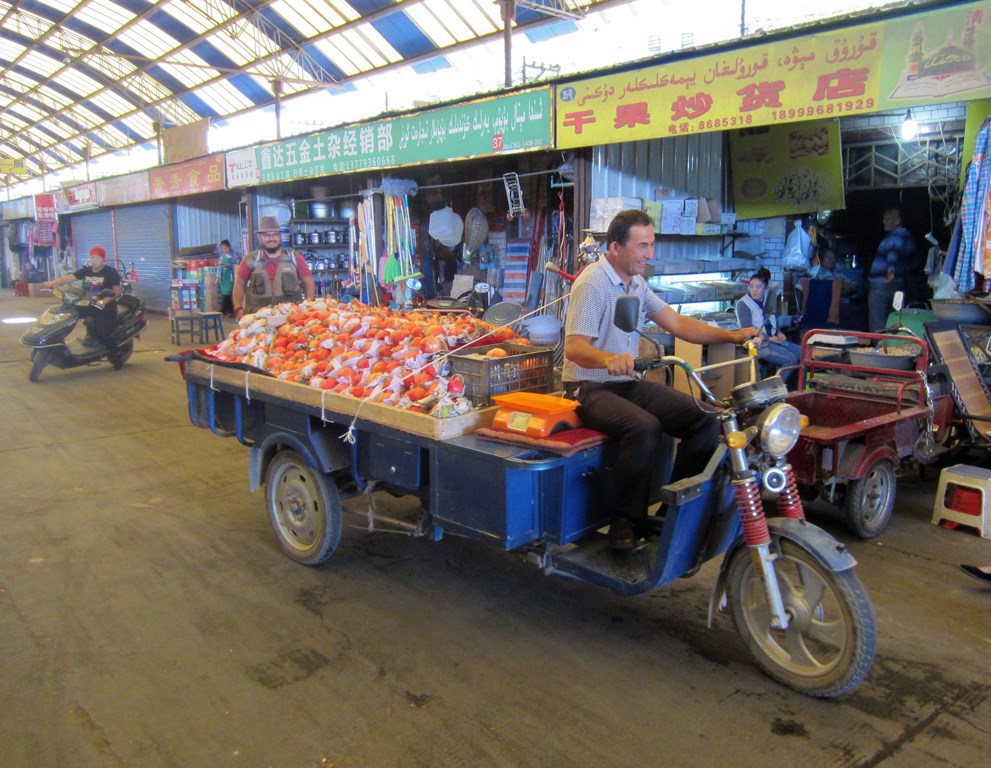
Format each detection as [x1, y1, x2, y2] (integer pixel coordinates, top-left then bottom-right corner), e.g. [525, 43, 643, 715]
[563, 209, 758, 549]
[43, 246, 122, 347]
[232, 215, 315, 320]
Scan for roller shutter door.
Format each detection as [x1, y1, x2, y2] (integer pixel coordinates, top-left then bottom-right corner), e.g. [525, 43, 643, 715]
[113, 204, 173, 313]
[69, 211, 114, 272]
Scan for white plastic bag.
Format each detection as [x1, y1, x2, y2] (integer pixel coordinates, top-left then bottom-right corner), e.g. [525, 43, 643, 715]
[931, 271, 962, 299]
[782, 220, 812, 272]
[428, 206, 464, 247]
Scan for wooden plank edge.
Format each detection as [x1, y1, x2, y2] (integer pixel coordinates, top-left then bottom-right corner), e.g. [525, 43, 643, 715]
[184, 358, 496, 439]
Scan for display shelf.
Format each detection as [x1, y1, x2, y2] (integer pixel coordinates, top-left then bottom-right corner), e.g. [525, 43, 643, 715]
[586, 227, 747, 310]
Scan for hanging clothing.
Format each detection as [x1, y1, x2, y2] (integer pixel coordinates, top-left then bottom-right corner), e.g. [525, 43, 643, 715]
[955, 117, 991, 292]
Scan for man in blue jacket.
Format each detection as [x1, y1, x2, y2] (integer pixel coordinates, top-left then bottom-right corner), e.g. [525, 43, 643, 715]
[868, 208, 914, 331]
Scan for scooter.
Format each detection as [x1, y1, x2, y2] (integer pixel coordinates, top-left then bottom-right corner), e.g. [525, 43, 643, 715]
[20, 282, 149, 382]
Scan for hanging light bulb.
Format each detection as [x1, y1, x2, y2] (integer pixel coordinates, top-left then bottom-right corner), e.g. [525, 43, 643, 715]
[900, 109, 918, 141]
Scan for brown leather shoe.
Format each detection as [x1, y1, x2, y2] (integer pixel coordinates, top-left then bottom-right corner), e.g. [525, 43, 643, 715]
[608, 517, 636, 550]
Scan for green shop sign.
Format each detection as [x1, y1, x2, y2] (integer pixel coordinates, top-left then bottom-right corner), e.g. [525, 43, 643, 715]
[226, 88, 552, 187]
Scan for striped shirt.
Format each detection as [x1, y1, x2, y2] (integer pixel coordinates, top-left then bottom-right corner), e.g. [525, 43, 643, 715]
[562, 258, 667, 384]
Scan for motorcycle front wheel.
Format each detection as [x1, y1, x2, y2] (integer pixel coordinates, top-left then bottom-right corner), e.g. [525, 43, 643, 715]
[726, 538, 876, 698]
[109, 340, 134, 370]
[29, 348, 53, 382]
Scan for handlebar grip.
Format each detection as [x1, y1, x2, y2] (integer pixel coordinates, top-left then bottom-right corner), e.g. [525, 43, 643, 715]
[634, 357, 662, 373]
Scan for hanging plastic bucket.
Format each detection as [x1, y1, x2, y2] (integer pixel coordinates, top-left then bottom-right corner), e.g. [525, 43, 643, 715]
[521, 315, 562, 347]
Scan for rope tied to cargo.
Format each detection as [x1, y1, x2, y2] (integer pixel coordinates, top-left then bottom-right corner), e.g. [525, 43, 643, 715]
[364, 479, 379, 531]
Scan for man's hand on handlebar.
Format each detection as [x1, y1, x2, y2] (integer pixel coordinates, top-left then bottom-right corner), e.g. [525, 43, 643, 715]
[731, 326, 759, 344]
[604, 351, 637, 377]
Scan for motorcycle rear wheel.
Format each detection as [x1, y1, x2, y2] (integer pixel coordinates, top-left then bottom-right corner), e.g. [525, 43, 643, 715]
[726, 538, 875, 698]
[29, 348, 53, 382]
[109, 340, 134, 370]
[265, 450, 342, 566]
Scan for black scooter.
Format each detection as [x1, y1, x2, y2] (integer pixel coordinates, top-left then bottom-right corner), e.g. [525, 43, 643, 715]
[20, 282, 149, 382]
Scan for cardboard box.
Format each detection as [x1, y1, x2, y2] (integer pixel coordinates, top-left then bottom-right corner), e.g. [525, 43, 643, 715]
[27, 282, 43, 298]
[590, 197, 642, 232]
[699, 197, 722, 223]
[658, 201, 697, 234]
[695, 223, 723, 235]
[682, 197, 702, 218]
[721, 212, 738, 229]
[643, 200, 662, 232]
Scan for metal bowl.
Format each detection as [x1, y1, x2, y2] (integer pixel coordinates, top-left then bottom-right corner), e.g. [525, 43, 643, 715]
[846, 345, 920, 371]
[931, 299, 991, 324]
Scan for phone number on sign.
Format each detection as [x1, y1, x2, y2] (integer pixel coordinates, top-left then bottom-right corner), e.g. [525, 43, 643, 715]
[773, 99, 876, 120]
[694, 115, 754, 131]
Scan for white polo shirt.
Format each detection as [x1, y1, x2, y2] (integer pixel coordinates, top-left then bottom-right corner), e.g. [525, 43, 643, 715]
[562, 258, 667, 384]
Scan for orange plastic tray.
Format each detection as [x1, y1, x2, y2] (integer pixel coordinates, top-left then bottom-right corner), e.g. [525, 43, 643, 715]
[491, 392, 578, 414]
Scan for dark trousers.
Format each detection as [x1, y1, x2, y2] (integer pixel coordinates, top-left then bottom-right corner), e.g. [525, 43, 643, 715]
[572, 380, 720, 520]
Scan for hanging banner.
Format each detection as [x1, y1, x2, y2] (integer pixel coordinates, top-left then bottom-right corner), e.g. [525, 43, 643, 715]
[729, 119, 845, 219]
[227, 88, 553, 187]
[0, 158, 28, 174]
[149, 153, 226, 199]
[33, 193, 56, 220]
[879, 3, 991, 108]
[556, 1, 991, 148]
[99, 172, 151, 206]
[64, 182, 99, 211]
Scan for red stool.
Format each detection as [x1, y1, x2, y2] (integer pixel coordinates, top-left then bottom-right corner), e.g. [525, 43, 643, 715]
[14, 280, 29, 296]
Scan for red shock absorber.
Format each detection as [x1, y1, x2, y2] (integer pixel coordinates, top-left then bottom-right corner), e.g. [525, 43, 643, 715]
[734, 475, 771, 546]
[776, 465, 806, 520]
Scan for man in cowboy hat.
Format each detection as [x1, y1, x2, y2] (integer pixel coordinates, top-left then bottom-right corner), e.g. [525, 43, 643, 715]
[232, 215, 315, 319]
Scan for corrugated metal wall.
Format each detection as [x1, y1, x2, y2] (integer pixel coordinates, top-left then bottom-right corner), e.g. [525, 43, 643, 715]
[115, 204, 172, 312]
[591, 132, 728, 265]
[174, 192, 242, 254]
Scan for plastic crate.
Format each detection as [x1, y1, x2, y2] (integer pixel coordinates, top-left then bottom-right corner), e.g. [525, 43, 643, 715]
[449, 342, 554, 406]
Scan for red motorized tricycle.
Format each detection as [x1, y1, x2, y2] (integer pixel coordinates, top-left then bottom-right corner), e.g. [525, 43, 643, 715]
[784, 329, 955, 538]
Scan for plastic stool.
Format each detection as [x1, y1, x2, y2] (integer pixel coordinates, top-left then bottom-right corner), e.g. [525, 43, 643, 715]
[170, 310, 201, 346]
[932, 464, 991, 539]
[199, 312, 225, 343]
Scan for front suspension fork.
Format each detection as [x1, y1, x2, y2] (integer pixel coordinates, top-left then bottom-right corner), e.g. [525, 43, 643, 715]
[729, 445, 791, 630]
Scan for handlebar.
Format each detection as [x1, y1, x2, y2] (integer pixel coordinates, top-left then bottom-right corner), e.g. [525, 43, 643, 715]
[633, 354, 720, 405]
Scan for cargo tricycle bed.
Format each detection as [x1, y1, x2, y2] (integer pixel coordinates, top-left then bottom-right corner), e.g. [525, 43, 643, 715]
[785, 329, 954, 539]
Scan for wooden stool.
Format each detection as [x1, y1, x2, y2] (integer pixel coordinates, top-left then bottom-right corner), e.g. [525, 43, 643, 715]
[199, 312, 225, 343]
[170, 310, 201, 346]
[932, 464, 991, 539]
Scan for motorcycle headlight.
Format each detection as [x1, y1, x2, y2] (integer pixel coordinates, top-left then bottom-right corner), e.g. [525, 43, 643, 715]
[758, 403, 803, 457]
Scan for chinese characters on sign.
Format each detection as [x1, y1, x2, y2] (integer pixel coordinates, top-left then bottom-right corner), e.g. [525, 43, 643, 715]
[229, 89, 553, 187]
[148, 154, 226, 199]
[556, 26, 885, 147]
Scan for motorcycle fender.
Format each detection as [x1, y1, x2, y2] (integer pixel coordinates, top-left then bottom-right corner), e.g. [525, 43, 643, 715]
[247, 427, 349, 493]
[707, 518, 859, 627]
[837, 442, 897, 481]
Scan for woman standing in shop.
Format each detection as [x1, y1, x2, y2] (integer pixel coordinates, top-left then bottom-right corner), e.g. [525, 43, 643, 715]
[218, 239, 236, 317]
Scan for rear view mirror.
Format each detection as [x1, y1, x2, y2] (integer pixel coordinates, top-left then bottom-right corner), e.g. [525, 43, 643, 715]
[892, 291, 904, 312]
[613, 294, 640, 333]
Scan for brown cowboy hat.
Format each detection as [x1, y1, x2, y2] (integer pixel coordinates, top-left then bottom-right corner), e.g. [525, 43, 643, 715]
[255, 215, 282, 233]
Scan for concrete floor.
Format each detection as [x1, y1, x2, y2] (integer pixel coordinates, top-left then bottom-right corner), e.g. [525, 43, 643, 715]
[1, 289, 990, 768]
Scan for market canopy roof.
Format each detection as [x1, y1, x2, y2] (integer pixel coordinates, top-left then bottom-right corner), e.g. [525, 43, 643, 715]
[0, 0, 613, 182]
